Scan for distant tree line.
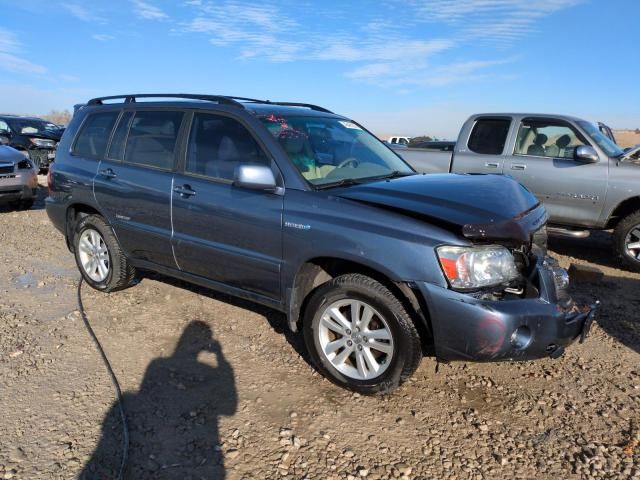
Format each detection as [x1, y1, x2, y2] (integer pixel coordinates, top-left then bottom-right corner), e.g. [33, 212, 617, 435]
[42, 109, 72, 126]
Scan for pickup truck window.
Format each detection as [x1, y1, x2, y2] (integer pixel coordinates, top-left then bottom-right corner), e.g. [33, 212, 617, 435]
[577, 120, 625, 158]
[515, 119, 587, 159]
[467, 118, 510, 155]
[256, 114, 413, 186]
[186, 112, 269, 180]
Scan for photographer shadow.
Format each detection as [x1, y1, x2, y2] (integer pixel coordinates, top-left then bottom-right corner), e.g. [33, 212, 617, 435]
[80, 320, 237, 479]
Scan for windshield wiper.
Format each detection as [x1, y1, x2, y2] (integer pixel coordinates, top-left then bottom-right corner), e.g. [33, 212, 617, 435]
[314, 178, 364, 190]
[374, 170, 415, 180]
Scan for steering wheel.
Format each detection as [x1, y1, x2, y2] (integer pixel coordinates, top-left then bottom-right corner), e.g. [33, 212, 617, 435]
[337, 157, 359, 169]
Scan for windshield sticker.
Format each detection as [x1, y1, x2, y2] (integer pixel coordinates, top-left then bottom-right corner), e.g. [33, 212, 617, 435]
[338, 121, 362, 130]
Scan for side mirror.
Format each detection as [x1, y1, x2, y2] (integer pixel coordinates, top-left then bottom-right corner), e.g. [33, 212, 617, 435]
[234, 164, 280, 192]
[575, 145, 599, 163]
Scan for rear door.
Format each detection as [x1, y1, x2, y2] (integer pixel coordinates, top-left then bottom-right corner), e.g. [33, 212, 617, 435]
[93, 109, 185, 267]
[451, 117, 512, 174]
[507, 117, 608, 225]
[171, 111, 284, 300]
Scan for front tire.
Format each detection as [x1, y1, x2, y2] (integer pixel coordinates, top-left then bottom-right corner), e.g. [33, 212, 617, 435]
[614, 210, 640, 271]
[73, 214, 137, 292]
[303, 274, 422, 394]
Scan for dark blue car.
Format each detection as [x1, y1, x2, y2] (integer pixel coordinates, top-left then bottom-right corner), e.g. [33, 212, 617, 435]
[46, 94, 596, 393]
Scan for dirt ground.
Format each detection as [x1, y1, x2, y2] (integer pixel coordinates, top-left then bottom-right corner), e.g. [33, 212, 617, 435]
[0, 178, 638, 480]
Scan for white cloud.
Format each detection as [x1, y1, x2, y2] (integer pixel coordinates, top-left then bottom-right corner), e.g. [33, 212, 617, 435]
[409, 0, 583, 44]
[175, 0, 582, 89]
[92, 34, 115, 41]
[0, 29, 47, 75]
[132, 0, 168, 20]
[0, 52, 47, 74]
[62, 3, 107, 23]
[346, 57, 515, 87]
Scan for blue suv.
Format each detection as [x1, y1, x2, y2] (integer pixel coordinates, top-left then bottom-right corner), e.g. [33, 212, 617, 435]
[46, 94, 596, 393]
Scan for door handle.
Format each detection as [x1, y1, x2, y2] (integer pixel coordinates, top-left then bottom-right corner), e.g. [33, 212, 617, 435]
[485, 162, 499, 168]
[173, 185, 197, 197]
[99, 168, 117, 178]
[511, 163, 527, 171]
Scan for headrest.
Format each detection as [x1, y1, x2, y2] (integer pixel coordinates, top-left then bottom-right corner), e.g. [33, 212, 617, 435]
[556, 134, 571, 148]
[534, 133, 548, 146]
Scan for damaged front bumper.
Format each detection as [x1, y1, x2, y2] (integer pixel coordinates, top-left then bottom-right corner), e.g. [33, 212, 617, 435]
[416, 257, 598, 362]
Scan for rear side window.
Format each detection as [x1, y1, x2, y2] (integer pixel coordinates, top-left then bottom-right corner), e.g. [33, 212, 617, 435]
[73, 112, 119, 158]
[124, 111, 184, 170]
[107, 111, 134, 161]
[468, 118, 511, 155]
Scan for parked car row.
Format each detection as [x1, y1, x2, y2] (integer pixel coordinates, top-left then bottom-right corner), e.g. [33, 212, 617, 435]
[0, 114, 63, 172]
[46, 93, 597, 393]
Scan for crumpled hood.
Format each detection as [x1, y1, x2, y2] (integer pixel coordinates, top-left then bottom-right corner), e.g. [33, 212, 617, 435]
[332, 173, 547, 244]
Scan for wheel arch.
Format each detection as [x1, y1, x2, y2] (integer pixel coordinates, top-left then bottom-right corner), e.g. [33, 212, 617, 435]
[287, 257, 433, 348]
[64, 203, 106, 252]
[606, 196, 640, 229]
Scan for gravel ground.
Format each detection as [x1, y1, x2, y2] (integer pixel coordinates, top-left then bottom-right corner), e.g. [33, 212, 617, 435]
[0, 177, 638, 480]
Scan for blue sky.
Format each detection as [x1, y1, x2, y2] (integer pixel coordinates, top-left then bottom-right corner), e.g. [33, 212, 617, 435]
[0, 0, 638, 138]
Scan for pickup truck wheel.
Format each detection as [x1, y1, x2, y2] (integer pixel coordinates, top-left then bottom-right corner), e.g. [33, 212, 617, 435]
[73, 214, 137, 292]
[303, 274, 422, 394]
[614, 210, 640, 271]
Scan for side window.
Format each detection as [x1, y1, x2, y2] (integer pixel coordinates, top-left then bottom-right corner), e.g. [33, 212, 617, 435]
[73, 112, 119, 158]
[0, 120, 9, 132]
[186, 113, 269, 181]
[107, 111, 134, 161]
[124, 111, 184, 170]
[467, 118, 510, 155]
[390, 138, 397, 144]
[514, 119, 587, 159]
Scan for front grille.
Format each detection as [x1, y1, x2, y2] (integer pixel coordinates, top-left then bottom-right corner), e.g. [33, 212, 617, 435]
[0, 164, 14, 175]
[28, 149, 54, 168]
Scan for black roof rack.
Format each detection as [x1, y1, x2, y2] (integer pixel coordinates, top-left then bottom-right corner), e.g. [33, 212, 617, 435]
[86, 93, 244, 108]
[86, 93, 334, 114]
[228, 96, 333, 114]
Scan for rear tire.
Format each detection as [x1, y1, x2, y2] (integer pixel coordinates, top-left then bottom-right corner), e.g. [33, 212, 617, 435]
[303, 274, 422, 394]
[614, 210, 640, 272]
[73, 214, 137, 292]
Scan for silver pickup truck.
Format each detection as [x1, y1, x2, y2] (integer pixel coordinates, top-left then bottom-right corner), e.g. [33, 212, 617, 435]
[394, 113, 640, 271]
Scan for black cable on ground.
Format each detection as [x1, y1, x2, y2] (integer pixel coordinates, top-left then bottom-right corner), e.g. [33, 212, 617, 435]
[77, 276, 129, 479]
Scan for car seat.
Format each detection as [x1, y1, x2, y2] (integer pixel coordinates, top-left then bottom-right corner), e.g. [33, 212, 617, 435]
[526, 133, 548, 156]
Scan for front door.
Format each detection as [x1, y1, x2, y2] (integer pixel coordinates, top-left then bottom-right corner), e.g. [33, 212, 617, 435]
[508, 118, 608, 226]
[171, 111, 284, 300]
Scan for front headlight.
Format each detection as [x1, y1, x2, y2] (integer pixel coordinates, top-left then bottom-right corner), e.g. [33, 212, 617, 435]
[29, 138, 55, 148]
[437, 245, 519, 290]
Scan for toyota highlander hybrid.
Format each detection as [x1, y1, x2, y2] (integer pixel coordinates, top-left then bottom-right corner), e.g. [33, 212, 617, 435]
[46, 94, 597, 393]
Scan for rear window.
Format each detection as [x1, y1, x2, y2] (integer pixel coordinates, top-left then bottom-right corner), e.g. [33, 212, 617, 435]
[468, 118, 511, 155]
[124, 111, 184, 170]
[73, 112, 119, 158]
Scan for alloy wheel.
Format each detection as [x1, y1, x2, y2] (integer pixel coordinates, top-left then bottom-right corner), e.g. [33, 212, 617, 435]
[78, 228, 110, 282]
[317, 299, 394, 381]
[625, 225, 640, 260]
